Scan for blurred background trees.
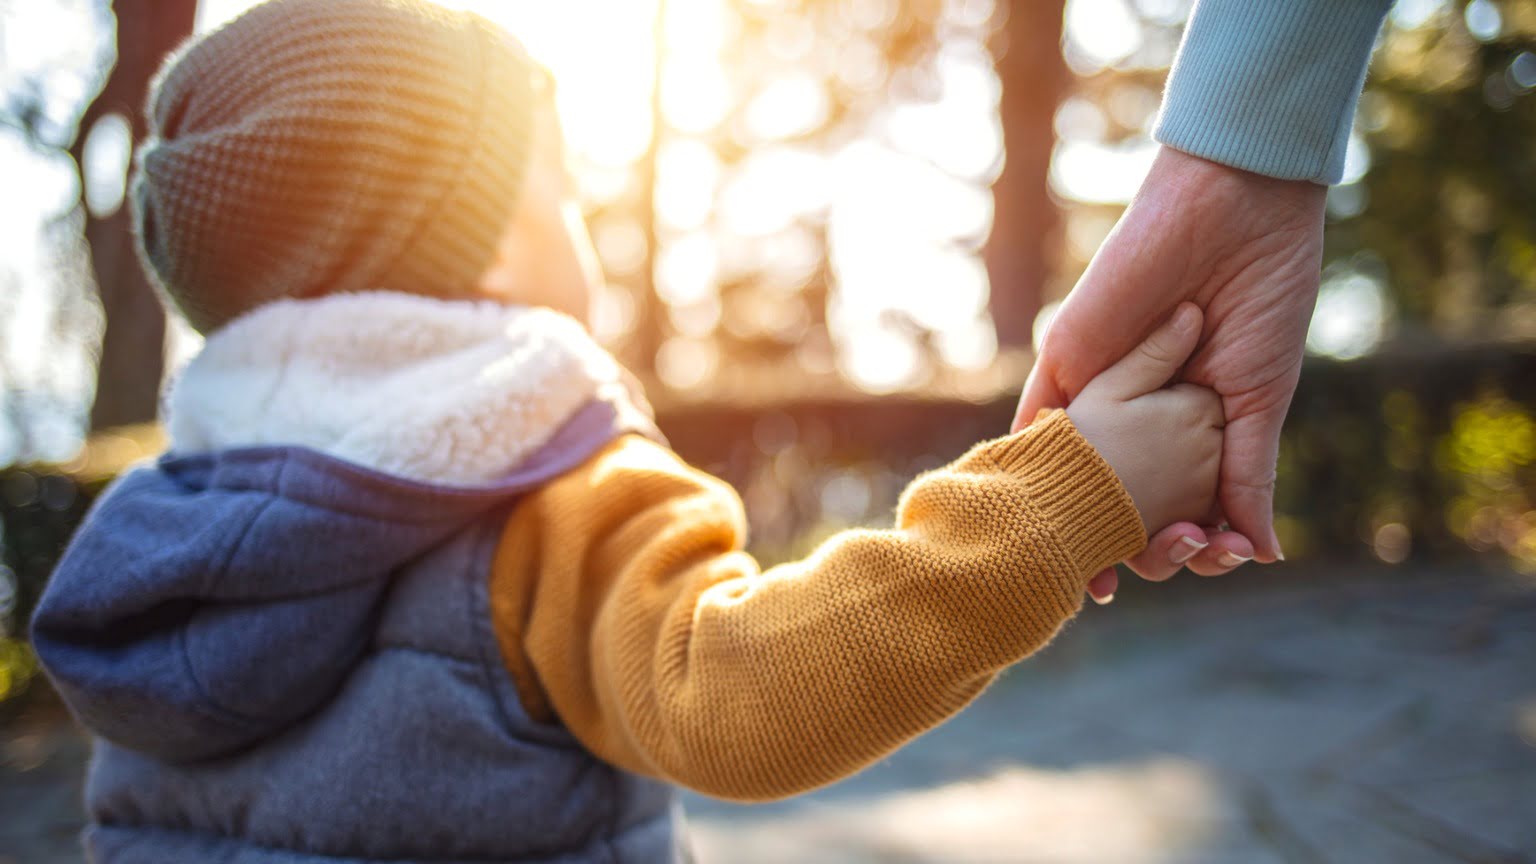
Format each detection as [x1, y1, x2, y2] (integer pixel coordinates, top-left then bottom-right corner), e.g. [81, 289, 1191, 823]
[0, 0, 194, 442]
[581, 0, 1034, 399]
[64, 1, 197, 430]
[1, 0, 1534, 701]
[7, 0, 1526, 423]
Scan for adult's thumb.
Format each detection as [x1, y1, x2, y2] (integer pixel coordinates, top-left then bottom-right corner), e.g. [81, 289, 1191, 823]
[1087, 303, 1202, 400]
[1012, 363, 1067, 432]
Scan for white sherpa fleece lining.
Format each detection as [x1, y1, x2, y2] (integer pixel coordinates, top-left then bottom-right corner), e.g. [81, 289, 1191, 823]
[167, 292, 628, 485]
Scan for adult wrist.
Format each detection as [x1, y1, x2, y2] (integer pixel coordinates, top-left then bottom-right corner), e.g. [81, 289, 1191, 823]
[1134, 146, 1328, 269]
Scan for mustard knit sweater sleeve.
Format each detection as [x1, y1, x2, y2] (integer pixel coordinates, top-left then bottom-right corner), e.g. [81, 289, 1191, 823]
[487, 409, 1146, 802]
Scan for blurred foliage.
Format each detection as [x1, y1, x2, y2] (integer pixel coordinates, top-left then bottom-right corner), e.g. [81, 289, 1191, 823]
[1, 465, 96, 622]
[1440, 394, 1536, 568]
[0, 425, 146, 707]
[0, 638, 39, 705]
[1327, 0, 1536, 340]
[597, 0, 1009, 398]
[1273, 346, 1536, 570]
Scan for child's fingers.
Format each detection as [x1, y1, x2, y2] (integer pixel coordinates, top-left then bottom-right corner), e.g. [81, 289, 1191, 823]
[1080, 303, 1203, 402]
[1087, 568, 1119, 605]
[1184, 530, 1256, 576]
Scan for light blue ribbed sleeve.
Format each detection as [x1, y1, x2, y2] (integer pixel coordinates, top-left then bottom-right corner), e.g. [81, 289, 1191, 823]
[1153, 0, 1393, 185]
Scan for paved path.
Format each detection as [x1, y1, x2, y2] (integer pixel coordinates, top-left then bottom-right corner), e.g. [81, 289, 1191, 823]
[684, 566, 1536, 863]
[4, 565, 1534, 863]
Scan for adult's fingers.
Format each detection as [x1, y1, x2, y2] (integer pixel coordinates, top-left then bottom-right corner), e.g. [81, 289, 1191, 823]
[1184, 530, 1257, 576]
[1218, 408, 1286, 562]
[1080, 303, 1203, 402]
[1123, 522, 1211, 582]
[1012, 361, 1069, 433]
[1124, 524, 1258, 581]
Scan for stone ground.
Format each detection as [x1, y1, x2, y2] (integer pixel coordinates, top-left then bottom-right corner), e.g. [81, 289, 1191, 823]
[4, 563, 1534, 863]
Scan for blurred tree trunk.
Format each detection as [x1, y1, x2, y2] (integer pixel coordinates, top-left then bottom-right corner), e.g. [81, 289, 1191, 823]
[629, 0, 668, 382]
[986, 0, 1067, 350]
[68, 0, 197, 431]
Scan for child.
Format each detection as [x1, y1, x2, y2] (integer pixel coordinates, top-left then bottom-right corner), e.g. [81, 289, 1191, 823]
[31, 1, 1224, 861]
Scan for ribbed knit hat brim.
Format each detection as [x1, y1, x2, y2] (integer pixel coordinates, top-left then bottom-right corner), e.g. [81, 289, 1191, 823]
[132, 0, 541, 333]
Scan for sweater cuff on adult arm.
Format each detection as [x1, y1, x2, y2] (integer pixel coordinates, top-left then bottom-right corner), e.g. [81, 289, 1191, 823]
[1153, 0, 1392, 185]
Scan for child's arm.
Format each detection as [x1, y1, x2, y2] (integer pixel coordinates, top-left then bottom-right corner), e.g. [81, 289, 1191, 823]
[490, 413, 1141, 801]
[489, 306, 1219, 802]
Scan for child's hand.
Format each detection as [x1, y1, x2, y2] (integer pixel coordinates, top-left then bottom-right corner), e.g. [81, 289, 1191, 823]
[1066, 303, 1223, 533]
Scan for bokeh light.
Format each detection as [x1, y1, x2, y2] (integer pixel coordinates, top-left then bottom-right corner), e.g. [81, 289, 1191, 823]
[182, 0, 1037, 405]
[1306, 266, 1390, 361]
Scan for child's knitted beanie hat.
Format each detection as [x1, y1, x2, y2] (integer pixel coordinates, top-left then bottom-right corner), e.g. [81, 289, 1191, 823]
[132, 0, 542, 333]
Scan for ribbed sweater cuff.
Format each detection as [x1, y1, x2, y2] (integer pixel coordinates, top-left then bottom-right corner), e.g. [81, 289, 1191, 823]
[988, 410, 1147, 579]
[1153, 0, 1391, 185]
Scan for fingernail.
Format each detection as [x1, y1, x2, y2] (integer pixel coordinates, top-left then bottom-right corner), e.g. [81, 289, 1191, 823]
[1217, 552, 1252, 568]
[1170, 536, 1208, 564]
[1091, 593, 1115, 606]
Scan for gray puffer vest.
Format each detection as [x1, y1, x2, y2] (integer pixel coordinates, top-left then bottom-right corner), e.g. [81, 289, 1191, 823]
[33, 398, 686, 863]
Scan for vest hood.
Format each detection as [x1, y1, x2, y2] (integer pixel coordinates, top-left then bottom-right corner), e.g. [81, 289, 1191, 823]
[32, 293, 656, 762]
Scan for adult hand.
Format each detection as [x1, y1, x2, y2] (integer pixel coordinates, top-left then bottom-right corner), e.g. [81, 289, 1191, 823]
[1021, 147, 1326, 599]
[1085, 522, 1258, 605]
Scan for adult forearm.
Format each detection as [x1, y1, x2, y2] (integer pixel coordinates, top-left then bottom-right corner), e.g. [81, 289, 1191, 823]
[1155, 0, 1393, 185]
